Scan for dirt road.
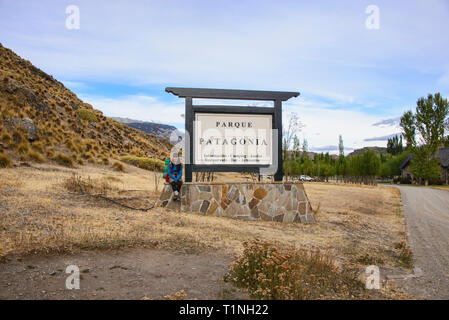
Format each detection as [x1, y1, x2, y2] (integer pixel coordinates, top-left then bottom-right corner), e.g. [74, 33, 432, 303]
[0, 249, 246, 300]
[392, 186, 449, 299]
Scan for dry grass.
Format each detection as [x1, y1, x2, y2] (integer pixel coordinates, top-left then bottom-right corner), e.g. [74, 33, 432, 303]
[0, 165, 407, 263]
[227, 239, 368, 299]
[0, 164, 410, 298]
[0, 153, 11, 168]
[112, 161, 125, 172]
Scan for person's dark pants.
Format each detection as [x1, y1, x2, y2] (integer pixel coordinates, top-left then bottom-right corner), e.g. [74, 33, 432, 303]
[169, 178, 182, 193]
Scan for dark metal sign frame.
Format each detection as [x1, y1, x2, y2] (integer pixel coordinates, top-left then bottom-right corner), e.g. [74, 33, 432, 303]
[166, 87, 299, 182]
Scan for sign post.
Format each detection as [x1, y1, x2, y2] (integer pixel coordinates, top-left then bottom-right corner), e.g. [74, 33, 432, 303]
[165, 87, 299, 182]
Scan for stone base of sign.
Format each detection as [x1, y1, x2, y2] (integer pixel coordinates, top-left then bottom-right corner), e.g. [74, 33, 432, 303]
[158, 182, 315, 224]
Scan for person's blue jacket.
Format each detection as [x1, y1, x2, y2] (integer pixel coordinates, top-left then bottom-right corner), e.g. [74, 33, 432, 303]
[168, 162, 183, 181]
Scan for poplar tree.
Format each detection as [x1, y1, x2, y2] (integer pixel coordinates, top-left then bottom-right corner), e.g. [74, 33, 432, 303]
[400, 93, 449, 185]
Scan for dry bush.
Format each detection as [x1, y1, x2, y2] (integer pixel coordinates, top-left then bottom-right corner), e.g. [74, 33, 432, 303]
[121, 155, 164, 171]
[1, 131, 11, 144]
[227, 240, 367, 300]
[112, 161, 125, 172]
[53, 153, 73, 167]
[0, 152, 11, 168]
[76, 109, 98, 122]
[31, 141, 45, 153]
[46, 149, 54, 158]
[28, 150, 44, 163]
[16, 141, 29, 154]
[63, 173, 116, 195]
[100, 156, 109, 165]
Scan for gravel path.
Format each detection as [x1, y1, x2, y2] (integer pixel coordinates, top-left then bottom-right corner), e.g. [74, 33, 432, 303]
[392, 186, 449, 299]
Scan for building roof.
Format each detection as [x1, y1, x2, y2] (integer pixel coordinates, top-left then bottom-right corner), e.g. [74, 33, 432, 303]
[165, 87, 299, 101]
[400, 148, 449, 170]
[436, 148, 449, 168]
[400, 154, 414, 170]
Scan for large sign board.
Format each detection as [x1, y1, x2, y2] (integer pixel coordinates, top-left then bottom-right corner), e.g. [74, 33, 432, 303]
[165, 87, 300, 182]
[194, 113, 272, 165]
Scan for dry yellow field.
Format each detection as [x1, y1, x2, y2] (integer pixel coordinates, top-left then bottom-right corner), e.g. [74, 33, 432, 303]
[0, 163, 408, 272]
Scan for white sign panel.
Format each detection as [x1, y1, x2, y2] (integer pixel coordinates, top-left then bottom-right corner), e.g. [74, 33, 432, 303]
[194, 113, 272, 165]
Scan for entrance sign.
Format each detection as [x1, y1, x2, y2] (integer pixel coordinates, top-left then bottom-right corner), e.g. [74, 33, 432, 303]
[194, 113, 272, 165]
[165, 87, 299, 182]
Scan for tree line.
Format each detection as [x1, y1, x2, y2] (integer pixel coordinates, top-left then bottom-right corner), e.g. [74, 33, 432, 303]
[283, 143, 410, 185]
[282, 92, 449, 185]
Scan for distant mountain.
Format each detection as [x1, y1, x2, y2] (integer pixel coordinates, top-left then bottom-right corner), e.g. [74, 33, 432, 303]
[112, 117, 181, 140]
[347, 146, 387, 157]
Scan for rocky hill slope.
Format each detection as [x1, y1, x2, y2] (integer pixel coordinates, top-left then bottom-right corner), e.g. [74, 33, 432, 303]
[0, 43, 170, 167]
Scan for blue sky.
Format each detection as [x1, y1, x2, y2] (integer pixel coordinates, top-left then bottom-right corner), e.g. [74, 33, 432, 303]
[1, 0, 449, 154]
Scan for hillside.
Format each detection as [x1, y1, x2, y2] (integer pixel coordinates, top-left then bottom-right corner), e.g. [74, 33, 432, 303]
[112, 117, 180, 139]
[347, 146, 387, 157]
[0, 43, 171, 167]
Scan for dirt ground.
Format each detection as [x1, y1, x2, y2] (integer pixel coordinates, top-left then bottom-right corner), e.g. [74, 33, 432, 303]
[0, 163, 413, 299]
[0, 248, 247, 300]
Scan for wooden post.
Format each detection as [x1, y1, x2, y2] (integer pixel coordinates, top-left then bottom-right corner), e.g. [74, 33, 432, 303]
[274, 99, 283, 182]
[185, 97, 193, 182]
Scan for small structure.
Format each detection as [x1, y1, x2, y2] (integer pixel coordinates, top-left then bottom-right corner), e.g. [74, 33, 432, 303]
[400, 148, 449, 184]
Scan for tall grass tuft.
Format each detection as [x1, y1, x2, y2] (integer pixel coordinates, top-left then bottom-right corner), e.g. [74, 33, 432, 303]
[0, 152, 11, 168]
[76, 109, 98, 122]
[53, 153, 74, 167]
[120, 155, 164, 171]
[227, 240, 367, 300]
[112, 161, 125, 172]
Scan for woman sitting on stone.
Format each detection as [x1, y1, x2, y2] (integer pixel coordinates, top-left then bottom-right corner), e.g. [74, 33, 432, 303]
[167, 153, 183, 200]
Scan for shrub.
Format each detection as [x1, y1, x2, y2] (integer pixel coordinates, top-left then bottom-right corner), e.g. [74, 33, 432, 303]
[112, 161, 125, 172]
[1, 132, 11, 143]
[46, 149, 54, 158]
[12, 130, 24, 144]
[63, 174, 115, 195]
[28, 150, 44, 163]
[120, 156, 164, 171]
[226, 240, 367, 300]
[76, 109, 98, 123]
[100, 156, 109, 165]
[53, 153, 73, 167]
[31, 141, 45, 153]
[0, 153, 11, 168]
[16, 142, 30, 154]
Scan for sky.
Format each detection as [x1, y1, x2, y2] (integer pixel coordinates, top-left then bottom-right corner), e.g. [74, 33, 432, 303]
[1, 0, 449, 154]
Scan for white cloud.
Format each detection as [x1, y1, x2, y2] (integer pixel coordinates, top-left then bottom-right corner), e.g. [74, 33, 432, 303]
[284, 98, 402, 154]
[2, 0, 449, 150]
[62, 80, 88, 90]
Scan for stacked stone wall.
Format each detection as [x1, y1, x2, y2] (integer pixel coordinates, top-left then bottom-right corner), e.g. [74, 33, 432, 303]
[159, 182, 315, 223]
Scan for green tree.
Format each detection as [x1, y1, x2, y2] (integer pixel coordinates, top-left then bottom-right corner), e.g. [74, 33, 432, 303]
[409, 147, 441, 184]
[400, 93, 449, 185]
[400, 111, 416, 149]
[338, 135, 344, 157]
[387, 135, 403, 155]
